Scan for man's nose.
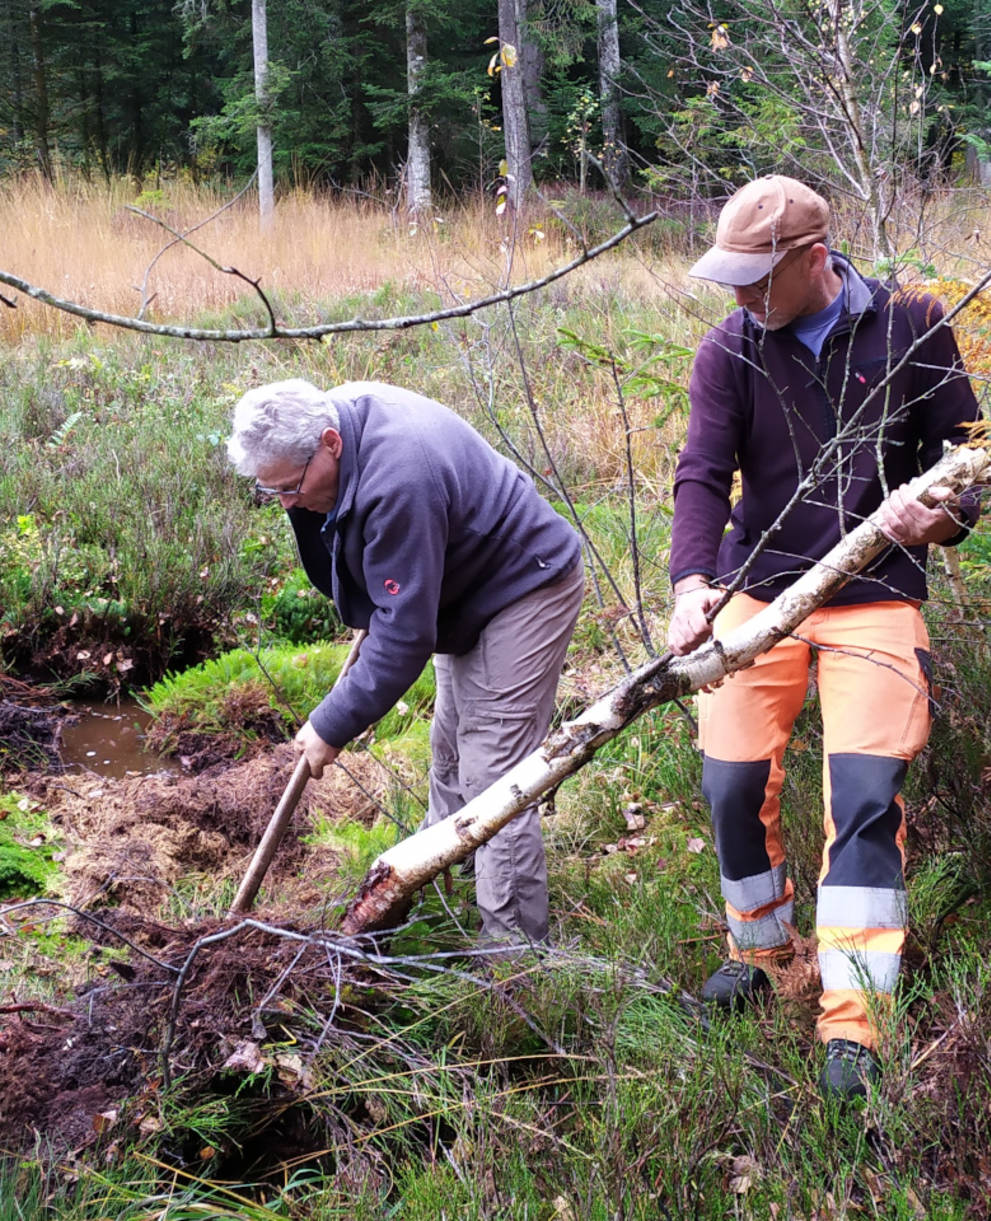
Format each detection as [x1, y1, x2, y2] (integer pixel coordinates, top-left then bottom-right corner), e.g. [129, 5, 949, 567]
[735, 283, 766, 309]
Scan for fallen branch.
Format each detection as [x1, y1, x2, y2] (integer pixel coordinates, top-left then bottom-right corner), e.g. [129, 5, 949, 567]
[0, 209, 658, 342]
[341, 444, 990, 936]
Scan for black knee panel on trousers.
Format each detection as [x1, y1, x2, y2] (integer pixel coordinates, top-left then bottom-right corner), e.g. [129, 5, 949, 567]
[702, 756, 773, 881]
[824, 752, 907, 890]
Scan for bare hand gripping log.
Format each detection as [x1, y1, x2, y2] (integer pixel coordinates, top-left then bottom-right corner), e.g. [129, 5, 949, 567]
[341, 445, 990, 937]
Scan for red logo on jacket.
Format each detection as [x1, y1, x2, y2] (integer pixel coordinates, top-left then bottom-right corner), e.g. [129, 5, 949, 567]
[384, 579, 401, 595]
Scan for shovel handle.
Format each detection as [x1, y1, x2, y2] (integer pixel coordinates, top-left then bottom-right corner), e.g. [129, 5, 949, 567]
[228, 628, 368, 915]
[229, 753, 311, 914]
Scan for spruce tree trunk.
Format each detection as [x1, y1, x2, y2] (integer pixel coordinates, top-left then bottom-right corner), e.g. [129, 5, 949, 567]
[497, 0, 532, 210]
[28, 3, 53, 183]
[596, 0, 629, 192]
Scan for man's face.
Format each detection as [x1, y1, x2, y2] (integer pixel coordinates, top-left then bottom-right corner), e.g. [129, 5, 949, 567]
[255, 427, 343, 514]
[733, 245, 816, 331]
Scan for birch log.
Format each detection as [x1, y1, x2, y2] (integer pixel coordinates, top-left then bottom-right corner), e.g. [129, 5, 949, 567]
[341, 445, 990, 936]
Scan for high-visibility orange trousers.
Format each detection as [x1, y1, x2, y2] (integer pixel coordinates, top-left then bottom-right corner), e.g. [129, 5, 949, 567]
[699, 594, 933, 1049]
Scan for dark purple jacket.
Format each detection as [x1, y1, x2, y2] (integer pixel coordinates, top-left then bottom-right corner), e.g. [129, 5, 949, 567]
[288, 383, 581, 748]
[670, 257, 982, 603]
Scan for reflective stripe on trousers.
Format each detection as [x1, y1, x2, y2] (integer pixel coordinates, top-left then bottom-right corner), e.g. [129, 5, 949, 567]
[699, 594, 932, 1048]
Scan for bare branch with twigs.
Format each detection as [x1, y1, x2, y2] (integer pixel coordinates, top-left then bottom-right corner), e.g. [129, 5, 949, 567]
[0, 209, 658, 342]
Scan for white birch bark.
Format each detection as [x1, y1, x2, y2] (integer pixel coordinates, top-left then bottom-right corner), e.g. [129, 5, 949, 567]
[341, 445, 990, 935]
[252, 0, 274, 230]
[405, 4, 432, 217]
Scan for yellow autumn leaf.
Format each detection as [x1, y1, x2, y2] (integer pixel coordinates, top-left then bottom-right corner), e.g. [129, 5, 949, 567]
[498, 158, 509, 178]
[911, 21, 922, 33]
[706, 80, 721, 96]
[740, 64, 754, 82]
[710, 23, 730, 50]
[934, 3, 943, 11]
[501, 42, 517, 68]
[487, 51, 500, 77]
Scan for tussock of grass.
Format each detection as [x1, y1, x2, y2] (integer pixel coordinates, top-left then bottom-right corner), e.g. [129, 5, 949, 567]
[144, 642, 435, 747]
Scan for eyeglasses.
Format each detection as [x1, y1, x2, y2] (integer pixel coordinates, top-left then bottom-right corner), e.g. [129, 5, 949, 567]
[255, 452, 314, 499]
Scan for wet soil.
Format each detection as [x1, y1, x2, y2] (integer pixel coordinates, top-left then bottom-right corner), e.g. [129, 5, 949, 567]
[0, 909, 370, 1165]
[0, 681, 399, 1168]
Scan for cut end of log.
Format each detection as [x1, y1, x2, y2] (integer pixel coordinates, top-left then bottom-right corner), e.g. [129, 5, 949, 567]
[340, 859, 413, 936]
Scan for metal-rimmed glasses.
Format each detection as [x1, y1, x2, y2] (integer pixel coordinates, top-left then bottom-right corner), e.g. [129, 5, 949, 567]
[254, 452, 314, 500]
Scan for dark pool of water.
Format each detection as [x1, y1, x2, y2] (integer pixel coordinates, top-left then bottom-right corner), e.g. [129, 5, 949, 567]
[59, 699, 182, 778]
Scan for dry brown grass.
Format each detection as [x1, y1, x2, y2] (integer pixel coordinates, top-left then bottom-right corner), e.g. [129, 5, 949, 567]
[0, 173, 690, 345]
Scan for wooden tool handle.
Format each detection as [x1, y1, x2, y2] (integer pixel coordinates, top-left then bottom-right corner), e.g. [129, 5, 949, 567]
[229, 753, 311, 913]
[228, 627, 368, 915]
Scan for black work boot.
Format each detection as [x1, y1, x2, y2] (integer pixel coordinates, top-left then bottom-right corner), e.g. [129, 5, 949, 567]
[819, 1038, 880, 1102]
[700, 960, 771, 1012]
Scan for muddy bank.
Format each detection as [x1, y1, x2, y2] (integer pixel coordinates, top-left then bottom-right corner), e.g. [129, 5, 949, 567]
[0, 693, 70, 772]
[1, 734, 404, 1166]
[39, 743, 388, 913]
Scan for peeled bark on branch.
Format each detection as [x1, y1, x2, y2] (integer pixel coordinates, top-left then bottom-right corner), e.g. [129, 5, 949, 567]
[341, 445, 990, 936]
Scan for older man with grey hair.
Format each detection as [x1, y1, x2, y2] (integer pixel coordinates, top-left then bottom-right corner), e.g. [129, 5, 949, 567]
[228, 379, 584, 948]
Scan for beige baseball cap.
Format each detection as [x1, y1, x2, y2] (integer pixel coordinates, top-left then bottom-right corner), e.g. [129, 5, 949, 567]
[689, 175, 830, 286]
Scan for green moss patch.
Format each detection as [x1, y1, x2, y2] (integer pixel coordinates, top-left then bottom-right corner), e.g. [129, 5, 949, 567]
[0, 792, 61, 899]
[143, 642, 435, 749]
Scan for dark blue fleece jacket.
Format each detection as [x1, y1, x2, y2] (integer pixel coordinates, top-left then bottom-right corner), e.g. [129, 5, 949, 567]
[670, 257, 982, 603]
[287, 383, 582, 748]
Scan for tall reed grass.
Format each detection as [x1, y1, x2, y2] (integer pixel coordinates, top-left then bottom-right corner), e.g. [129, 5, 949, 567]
[0, 172, 694, 346]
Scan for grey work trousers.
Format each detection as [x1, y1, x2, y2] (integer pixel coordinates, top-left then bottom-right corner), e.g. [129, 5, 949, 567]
[424, 560, 585, 944]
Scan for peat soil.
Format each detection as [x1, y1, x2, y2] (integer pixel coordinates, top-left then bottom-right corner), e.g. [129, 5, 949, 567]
[1, 690, 395, 1172]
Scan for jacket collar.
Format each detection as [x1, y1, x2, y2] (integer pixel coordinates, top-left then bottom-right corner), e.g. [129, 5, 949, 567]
[828, 250, 879, 322]
[326, 394, 362, 522]
[735, 250, 880, 344]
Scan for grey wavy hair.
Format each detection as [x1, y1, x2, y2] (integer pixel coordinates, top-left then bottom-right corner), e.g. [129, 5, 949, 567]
[227, 379, 341, 476]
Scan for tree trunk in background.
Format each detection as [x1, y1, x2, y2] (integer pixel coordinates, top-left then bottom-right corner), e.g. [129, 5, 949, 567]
[27, 3, 53, 182]
[521, 24, 547, 157]
[497, 0, 532, 210]
[252, 0, 274, 229]
[340, 445, 990, 936]
[596, 0, 629, 192]
[405, 3, 431, 216]
[826, 0, 894, 263]
[5, 2, 26, 148]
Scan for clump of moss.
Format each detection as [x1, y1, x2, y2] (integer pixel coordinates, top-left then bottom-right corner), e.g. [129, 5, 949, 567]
[0, 793, 61, 899]
[142, 642, 435, 750]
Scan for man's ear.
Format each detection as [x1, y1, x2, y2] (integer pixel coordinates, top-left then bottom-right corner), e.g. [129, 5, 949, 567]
[321, 427, 343, 457]
[808, 243, 830, 275]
